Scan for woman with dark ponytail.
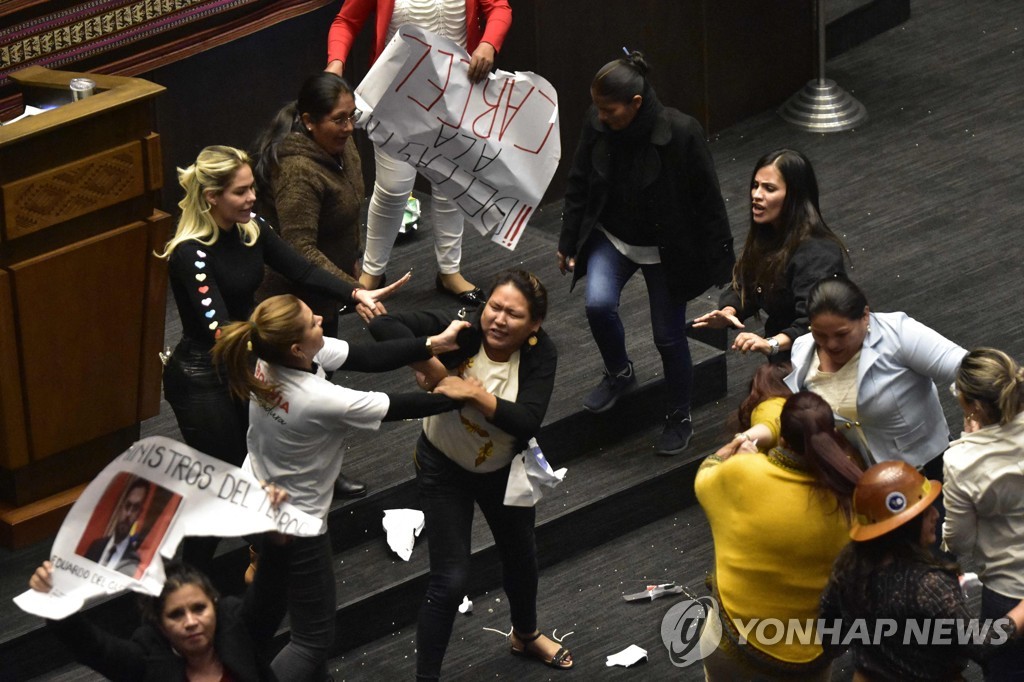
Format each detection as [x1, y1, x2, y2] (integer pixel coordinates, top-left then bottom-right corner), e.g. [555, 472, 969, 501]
[943, 348, 1024, 679]
[252, 72, 364, 339]
[558, 50, 735, 455]
[212, 294, 468, 681]
[695, 391, 862, 680]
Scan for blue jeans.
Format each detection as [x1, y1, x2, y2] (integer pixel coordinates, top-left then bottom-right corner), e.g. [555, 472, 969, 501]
[271, 533, 335, 682]
[583, 230, 692, 412]
[414, 434, 539, 681]
[981, 586, 1024, 681]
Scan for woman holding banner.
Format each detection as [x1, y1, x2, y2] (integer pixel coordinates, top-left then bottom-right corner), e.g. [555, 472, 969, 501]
[558, 50, 734, 455]
[325, 0, 513, 304]
[30, 510, 293, 681]
[212, 293, 466, 681]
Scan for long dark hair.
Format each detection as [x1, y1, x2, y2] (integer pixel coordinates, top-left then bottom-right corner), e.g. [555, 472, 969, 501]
[251, 72, 354, 190]
[778, 391, 862, 520]
[732, 149, 848, 307]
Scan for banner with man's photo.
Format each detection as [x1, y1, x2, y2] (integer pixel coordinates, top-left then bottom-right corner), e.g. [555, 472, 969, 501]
[13, 436, 319, 620]
[356, 24, 561, 251]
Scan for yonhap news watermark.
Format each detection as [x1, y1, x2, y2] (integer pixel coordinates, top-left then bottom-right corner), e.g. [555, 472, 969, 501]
[661, 596, 1014, 668]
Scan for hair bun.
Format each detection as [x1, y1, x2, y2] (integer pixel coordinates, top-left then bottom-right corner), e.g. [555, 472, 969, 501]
[622, 49, 650, 76]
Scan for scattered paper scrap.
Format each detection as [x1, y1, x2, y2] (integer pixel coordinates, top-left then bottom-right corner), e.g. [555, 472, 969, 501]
[622, 581, 686, 602]
[606, 644, 647, 667]
[458, 595, 473, 614]
[382, 509, 425, 561]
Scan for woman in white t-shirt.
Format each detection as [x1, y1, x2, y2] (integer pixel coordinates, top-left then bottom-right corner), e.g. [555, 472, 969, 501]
[212, 293, 467, 681]
[368, 269, 572, 678]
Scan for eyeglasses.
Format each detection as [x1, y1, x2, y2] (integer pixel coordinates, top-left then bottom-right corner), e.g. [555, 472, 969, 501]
[329, 109, 362, 127]
[949, 382, 960, 398]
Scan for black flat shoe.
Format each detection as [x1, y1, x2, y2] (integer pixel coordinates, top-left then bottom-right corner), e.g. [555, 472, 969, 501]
[333, 474, 367, 499]
[435, 273, 485, 307]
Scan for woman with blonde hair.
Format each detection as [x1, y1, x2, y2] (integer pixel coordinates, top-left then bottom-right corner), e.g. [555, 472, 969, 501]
[944, 347, 1024, 680]
[160, 145, 404, 570]
[213, 293, 467, 681]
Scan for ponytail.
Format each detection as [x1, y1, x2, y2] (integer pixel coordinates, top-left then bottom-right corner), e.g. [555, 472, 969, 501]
[955, 347, 1024, 425]
[591, 49, 650, 103]
[211, 295, 308, 405]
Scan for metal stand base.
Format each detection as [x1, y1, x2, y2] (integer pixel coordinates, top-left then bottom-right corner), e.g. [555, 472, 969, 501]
[778, 78, 868, 132]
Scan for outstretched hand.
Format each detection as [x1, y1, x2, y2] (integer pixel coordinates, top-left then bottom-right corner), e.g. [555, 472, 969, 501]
[732, 332, 771, 356]
[692, 308, 744, 330]
[354, 271, 413, 322]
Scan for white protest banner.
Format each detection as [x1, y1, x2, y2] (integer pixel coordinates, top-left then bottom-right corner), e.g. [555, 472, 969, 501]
[356, 24, 560, 250]
[13, 436, 320, 620]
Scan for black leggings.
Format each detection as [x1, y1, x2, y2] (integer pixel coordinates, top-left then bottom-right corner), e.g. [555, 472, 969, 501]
[162, 338, 249, 574]
[414, 434, 539, 681]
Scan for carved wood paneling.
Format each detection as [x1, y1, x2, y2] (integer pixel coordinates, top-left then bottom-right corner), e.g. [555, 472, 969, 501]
[1, 140, 144, 240]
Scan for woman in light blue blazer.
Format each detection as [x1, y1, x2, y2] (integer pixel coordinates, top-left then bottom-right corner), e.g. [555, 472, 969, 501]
[784, 277, 966, 476]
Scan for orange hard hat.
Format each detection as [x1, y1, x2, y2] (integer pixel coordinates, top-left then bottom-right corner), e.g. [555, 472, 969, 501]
[850, 460, 941, 541]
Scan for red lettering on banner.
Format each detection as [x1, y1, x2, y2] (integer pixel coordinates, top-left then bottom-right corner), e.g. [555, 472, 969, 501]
[395, 37, 455, 112]
[472, 78, 509, 139]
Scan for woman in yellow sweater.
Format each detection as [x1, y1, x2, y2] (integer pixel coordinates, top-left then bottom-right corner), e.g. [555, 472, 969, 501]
[695, 391, 862, 680]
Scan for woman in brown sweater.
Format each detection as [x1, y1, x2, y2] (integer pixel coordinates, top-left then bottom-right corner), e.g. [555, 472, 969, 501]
[253, 71, 365, 339]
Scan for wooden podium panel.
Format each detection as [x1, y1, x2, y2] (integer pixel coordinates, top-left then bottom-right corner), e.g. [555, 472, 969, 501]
[12, 222, 148, 458]
[0, 67, 167, 546]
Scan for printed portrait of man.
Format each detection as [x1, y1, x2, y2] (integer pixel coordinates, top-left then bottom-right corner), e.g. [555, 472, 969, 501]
[82, 477, 151, 576]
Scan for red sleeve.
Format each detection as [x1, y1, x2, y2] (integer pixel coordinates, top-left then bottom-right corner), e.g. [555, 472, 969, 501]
[327, 0, 378, 65]
[476, 0, 512, 53]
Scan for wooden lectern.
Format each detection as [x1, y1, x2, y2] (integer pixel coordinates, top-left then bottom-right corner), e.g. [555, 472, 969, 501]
[0, 67, 170, 547]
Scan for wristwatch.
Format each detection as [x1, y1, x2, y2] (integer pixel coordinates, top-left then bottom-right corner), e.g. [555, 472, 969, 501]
[425, 337, 439, 356]
[766, 337, 780, 356]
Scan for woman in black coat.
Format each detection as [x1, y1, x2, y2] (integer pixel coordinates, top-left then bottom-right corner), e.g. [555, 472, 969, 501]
[694, 149, 847, 363]
[557, 50, 734, 455]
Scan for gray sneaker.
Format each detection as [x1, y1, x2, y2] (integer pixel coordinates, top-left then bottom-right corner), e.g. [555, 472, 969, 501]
[657, 410, 693, 455]
[583, 362, 637, 413]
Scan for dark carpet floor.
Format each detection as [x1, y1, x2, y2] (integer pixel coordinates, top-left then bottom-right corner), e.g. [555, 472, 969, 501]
[4, 0, 1022, 678]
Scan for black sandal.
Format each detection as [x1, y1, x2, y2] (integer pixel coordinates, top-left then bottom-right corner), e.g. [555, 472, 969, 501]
[509, 630, 573, 670]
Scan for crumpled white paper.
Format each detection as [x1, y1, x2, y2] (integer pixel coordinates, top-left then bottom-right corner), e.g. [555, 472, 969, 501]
[606, 644, 648, 667]
[458, 595, 473, 614]
[503, 438, 568, 507]
[382, 509, 425, 561]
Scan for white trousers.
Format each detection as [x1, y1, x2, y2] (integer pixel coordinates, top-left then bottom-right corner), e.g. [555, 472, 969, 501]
[363, 145, 465, 276]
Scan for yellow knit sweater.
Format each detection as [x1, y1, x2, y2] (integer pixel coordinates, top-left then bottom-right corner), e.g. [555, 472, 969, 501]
[695, 448, 850, 663]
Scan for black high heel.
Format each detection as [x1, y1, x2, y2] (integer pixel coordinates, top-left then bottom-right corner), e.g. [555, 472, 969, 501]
[435, 273, 485, 307]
